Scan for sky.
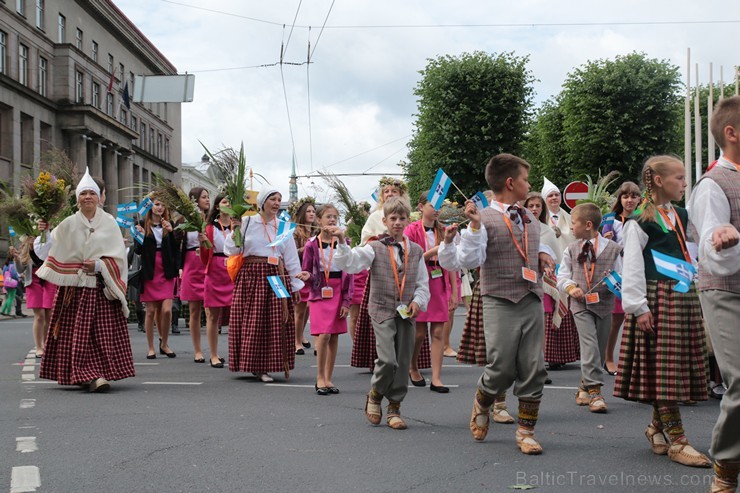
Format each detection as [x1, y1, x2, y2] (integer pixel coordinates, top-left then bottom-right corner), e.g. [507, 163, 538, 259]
[113, 0, 739, 203]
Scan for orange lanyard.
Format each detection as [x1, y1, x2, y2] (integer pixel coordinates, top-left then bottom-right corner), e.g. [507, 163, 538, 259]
[657, 208, 691, 263]
[499, 203, 529, 264]
[581, 236, 599, 290]
[320, 238, 336, 285]
[389, 239, 409, 302]
[217, 219, 229, 238]
[262, 217, 278, 254]
[725, 157, 740, 172]
[423, 223, 440, 263]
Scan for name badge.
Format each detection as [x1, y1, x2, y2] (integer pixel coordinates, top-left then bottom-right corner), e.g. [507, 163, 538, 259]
[195, 247, 200, 257]
[321, 286, 334, 299]
[585, 292, 600, 305]
[396, 304, 411, 319]
[522, 267, 537, 283]
[430, 268, 443, 279]
[268, 256, 280, 266]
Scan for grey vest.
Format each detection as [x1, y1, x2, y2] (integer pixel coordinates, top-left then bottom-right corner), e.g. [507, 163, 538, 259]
[368, 239, 423, 323]
[567, 239, 622, 318]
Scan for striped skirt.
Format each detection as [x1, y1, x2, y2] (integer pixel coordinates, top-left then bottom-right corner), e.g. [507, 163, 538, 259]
[229, 260, 295, 376]
[39, 282, 135, 385]
[614, 281, 707, 403]
[457, 281, 486, 366]
[544, 303, 580, 364]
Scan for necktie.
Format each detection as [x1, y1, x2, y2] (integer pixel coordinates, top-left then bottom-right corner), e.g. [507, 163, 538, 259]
[424, 226, 434, 232]
[508, 205, 531, 224]
[577, 241, 594, 264]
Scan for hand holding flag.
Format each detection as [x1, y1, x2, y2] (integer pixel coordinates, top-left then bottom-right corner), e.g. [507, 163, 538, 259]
[470, 192, 489, 211]
[651, 250, 696, 293]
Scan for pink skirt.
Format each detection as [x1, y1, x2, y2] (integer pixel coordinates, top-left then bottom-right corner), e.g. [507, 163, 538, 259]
[350, 269, 368, 305]
[26, 267, 56, 309]
[299, 285, 311, 303]
[180, 250, 205, 301]
[140, 252, 176, 302]
[204, 255, 233, 308]
[612, 298, 624, 314]
[308, 277, 348, 335]
[417, 265, 449, 323]
[543, 294, 555, 313]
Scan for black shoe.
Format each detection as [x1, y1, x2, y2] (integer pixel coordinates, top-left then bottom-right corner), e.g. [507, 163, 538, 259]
[171, 326, 180, 335]
[603, 364, 618, 376]
[194, 357, 205, 363]
[315, 384, 329, 396]
[409, 373, 426, 387]
[218, 357, 225, 363]
[545, 377, 552, 385]
[146, 353, 156, 360]
[430, 384, 450, 393]
[210, 359, 224, 368]
[16, 313, 28, 318]
[137, 325, 145, 333]
[302, 341, 311, 349]
[158, 340, 176, 358]
[295, 348, 305, 355]
[546, 363, 565, 371]
[711, 384, 726, 400]
[328, 386, 340, 394]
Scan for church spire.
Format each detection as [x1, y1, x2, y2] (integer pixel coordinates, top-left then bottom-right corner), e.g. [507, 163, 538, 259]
[289, 152, 298, 203]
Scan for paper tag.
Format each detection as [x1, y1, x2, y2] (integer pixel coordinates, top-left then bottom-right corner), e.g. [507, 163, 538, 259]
[224, 257, 229, 267]
[321, 286, 334, 299]
[585, 292, 600, 304]
[396, 304, 411, 319]
[268, 256, 280, 266]
[195, 247, 200, 257]
[522, 267, 537, 283]
[430, 268, 443, 279]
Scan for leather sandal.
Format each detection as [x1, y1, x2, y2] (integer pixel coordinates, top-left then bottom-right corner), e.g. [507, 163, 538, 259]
[575, 389, 590, 406]
[364, 393, 382, 425]
[469, 397, 490, 441]
[645, 424, 669, 455]
[492, 403, 515, 424]
[710, 476, 739, 493]
[668, 442, 712, 468]
[386, 405, 407, 430]
[516, 428, 543, 455]
[588, 396, 608, 413]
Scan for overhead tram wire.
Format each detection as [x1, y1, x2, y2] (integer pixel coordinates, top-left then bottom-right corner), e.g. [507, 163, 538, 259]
[362, 145, 409, 173]
[283, 0, 303, 59]
[309, 0, 336, 61]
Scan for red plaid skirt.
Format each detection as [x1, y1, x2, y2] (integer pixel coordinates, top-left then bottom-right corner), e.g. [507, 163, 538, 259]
[351, 273, 376, 369]
[544, 305, 580, 364]
[414, 330, 432, 369]
[229, 261, 295, 376]
[457, 282, 487, 366]
[614, 281, 707, 403]
[39, 283, 135, 385]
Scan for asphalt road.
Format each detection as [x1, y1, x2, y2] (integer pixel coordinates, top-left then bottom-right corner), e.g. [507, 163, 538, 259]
[1, 311, 720, 493]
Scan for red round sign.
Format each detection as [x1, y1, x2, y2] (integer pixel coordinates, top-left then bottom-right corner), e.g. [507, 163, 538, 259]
[563, 181, 589, 209]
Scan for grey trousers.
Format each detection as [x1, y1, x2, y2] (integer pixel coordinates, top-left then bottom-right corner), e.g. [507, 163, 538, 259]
[479, 293, 547, 400]
[371, 316, 415, 403]
[573, 310, 611, 388]
[699, 290, 740, 462]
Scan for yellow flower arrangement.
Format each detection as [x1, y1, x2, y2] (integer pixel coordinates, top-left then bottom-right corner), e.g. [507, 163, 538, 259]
[23, 171, 70, 242]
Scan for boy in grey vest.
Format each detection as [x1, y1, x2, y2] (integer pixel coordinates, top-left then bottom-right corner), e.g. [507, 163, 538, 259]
[333, 197, 430, 430]
[687, 95, 740, 492]
[557, 203, 622, 414]
[439, 154, 556, 455]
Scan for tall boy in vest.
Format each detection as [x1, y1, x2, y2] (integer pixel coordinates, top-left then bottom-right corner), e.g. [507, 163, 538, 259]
[333, 197, 430, 430]
[556, 203, 622, 414]
[439, 153, 555, 455]
[688, 95, 740, 492]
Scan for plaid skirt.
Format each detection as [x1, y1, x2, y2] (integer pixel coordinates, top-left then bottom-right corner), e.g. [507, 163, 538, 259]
[39, 283, 135, 385]
[351, 273, 377, 369]
[457, 282, 486, 366]
[544, 305, 580, 364]
[229, 261, 295, 376]
[414, 330, 432, 369]
[614, 281, 707, 403]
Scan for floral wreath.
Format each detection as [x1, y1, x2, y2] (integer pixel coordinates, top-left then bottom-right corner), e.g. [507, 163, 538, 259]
[287, 196, 316, 218]
[378, 176, 407, 193]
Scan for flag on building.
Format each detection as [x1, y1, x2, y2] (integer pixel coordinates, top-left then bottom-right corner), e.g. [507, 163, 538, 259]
[426, 169, 452, 210]
[107, 68, 117, 93]
[122, 82, 131, 110]
[651, 249, 696, 293]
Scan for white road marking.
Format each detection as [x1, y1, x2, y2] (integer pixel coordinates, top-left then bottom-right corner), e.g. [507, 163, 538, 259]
[264, 384, 314, 388]
[21, 374, 35, 382]
[24, 359, 36, 365]
[16, 437, 38, 454]
[409, 384, 460, 388]
[19, 399, 36, 409]
[319, 364, 473, 369]
[20, 381, 55, 384]
[22, 366, 35, 372]
[134, 363, 160, 366]
[545, 385, 579, 390]
[10, 465, 40, 492]
[141, 381, 203, 385]
[18, 426, 36, 430]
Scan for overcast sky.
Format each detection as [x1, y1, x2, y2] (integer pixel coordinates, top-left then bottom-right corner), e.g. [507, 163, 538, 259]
[114, 0, 738, 202]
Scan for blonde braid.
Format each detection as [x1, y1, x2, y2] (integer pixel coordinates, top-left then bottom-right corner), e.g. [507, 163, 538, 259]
[639, 165, 657, 223]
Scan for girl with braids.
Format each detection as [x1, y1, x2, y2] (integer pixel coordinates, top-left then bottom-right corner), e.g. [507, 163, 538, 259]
[181, 187, 211, 363]
[601, 181, 641, 375]
[616, 155, 710, 468]
[290, 197, 317, 355]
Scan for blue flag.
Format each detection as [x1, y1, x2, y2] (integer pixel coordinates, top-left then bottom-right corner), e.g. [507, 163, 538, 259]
[137, 197, 153, 217]
[267, 275, 290, 299]
[471, 191, 489, 211]
[601, 212, 616, 227]
[9, 226, 16, 237]
[278, 210, 291, 223]
[130, 224, 144, 245]
[603, 270, 622, 300]
[117, 201, 138, 213]
[116, 216, 134, 228]
[268, 221, 297, 247]
[371, 188, 379, 203]
[426, 169, 452, 210]
[651, 249, 696, 293]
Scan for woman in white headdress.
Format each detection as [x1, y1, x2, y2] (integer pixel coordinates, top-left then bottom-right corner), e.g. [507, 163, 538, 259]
[224, 187, 310, 382]
[541, 177, 575, 255]
[33, 168, 134, 392]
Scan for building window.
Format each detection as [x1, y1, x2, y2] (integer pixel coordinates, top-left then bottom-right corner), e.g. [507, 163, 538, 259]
[19, 44, 29, 86]
[149, 128, 154, 154]
[75, 28, 82, 50]
[17, 0, 26, 16]
[107, 53, 113, 73]
[119, 108, 127, 125]
[38, 56, 47, 96]
[91, 40, 98, 62]
[106, 92, 113, 116]
[119, 63, 124, 83]
[92, 82, 100, 108]
[131, 114, 137, 133]
[157, 133, 163, 158]
[57, 13, 65, 43]
[165, 137, 170, 163]
[0, 31, 6, 75]
[75, 70, 84, 103]
[140, 122, 146, 149]
[35, 0, 44, 29]
[129, 71, 134, 93]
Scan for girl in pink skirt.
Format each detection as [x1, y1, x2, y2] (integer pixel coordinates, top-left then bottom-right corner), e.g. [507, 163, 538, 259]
[405, 190, 454, 392]
[135, 199, 179, 359]
[181, 187, 211, 363]
[601, 181, 640, 375]
[200, 193, 232, 368]
[291, 197, 317, 354]
[302, 204, 353, 394]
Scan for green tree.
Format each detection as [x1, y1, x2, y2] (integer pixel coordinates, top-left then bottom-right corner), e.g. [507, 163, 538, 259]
[526, 52, 683, 188]
[405, 51, 535, 201]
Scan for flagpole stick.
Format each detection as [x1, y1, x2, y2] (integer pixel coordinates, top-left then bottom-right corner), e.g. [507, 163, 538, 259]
[451, 182, 469, 201]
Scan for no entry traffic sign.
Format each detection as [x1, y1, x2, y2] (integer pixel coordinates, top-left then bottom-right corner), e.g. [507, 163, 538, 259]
[563, 181, 589, 209]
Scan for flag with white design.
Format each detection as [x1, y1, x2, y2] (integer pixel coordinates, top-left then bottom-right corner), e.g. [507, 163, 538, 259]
[371, 188, 379, 203]
[471, 191, 489, 211]
[600, 212, 616, 228]
[267, 221, 297, 247]
[603, 270, 622, 300]
[651, 249, 696, 293]
[130, 224, 144, 245]
[278, 210, 291, 223]
[267, 275, 290, 298]
[426, 169, 452, 210]
[137, 197, 153, 217]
